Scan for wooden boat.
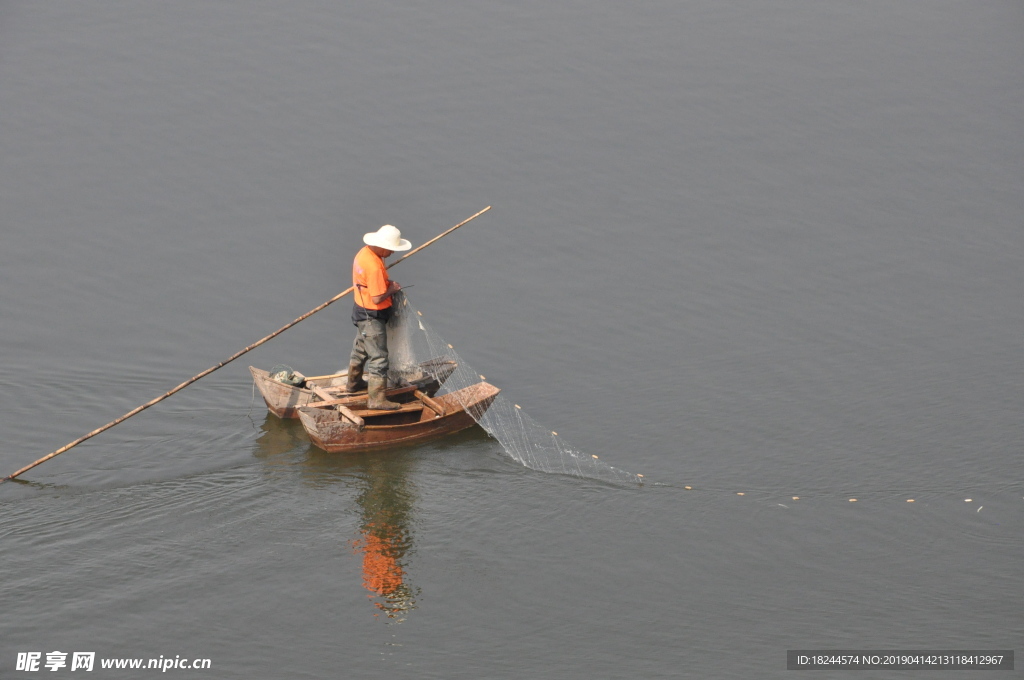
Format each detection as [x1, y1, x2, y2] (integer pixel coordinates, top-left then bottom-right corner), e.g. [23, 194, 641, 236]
[249, 358, 457, 419]
[297, 381, 500, 453]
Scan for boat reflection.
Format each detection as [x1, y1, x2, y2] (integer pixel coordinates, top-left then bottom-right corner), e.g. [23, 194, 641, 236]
[251, 414, 419, 621]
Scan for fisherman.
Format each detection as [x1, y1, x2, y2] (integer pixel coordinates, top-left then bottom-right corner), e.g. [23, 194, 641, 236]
[346, 224, 412, 409]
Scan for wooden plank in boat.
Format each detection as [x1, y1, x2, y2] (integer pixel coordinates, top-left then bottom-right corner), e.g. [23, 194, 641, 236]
[311, 388, 365, 428]
[413, 390, 445, 417]
[304, 371, 349, 382]
[304, 396, 424, 418]
[311, 387, 333, 401]
[308, 384, 420, 408]
[351, 402, 424, 418]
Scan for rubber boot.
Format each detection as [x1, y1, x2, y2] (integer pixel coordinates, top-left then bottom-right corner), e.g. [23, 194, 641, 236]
[367, 375, 401, 410]
[345, 363, 368, 393]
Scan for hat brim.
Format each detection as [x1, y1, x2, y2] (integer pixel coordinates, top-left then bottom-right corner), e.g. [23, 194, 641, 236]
[363, 233, 412, 251]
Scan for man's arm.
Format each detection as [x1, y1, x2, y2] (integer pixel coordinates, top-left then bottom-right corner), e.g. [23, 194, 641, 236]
[370, 280, 401, 305]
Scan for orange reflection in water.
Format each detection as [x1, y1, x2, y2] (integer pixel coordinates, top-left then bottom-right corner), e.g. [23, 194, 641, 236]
[356, 525, 406, 601]
[351, 463, 418, 620]
[353, 523, 417, 619]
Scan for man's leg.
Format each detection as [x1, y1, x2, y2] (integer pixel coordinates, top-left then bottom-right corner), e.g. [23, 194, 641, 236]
[359, 318, 389, 378]
[360, 318, 400, 410]
[346, 326, 370, 393]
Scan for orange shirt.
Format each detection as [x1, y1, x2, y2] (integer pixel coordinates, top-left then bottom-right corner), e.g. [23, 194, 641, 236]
[352, 246, 392, 311]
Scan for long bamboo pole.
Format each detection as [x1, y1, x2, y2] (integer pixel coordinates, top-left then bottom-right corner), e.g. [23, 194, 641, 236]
[2, 206, 491, 483]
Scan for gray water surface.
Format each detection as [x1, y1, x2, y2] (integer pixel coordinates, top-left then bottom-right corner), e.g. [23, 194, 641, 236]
[1, 2, 1022, 678]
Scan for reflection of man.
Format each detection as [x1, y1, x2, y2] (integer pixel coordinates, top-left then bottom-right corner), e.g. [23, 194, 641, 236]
[353, 458, 418, 619]
[346, 225, 412, 409]
[356, 523, 413, 617]
[253, 415, 419, 620]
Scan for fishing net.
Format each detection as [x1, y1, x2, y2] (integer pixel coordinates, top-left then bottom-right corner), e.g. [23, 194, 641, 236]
[268, 364, 304, 386]
[383, 292, 643, 486]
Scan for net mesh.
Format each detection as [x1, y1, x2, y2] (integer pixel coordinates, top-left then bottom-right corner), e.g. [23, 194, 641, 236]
[384, 292, 643, 486]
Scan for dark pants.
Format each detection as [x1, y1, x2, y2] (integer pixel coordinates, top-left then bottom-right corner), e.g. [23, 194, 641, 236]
[349, 318, 389, 377]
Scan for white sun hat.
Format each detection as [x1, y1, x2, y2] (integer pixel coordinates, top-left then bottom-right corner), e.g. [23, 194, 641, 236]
[363, 224, 412, 251]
